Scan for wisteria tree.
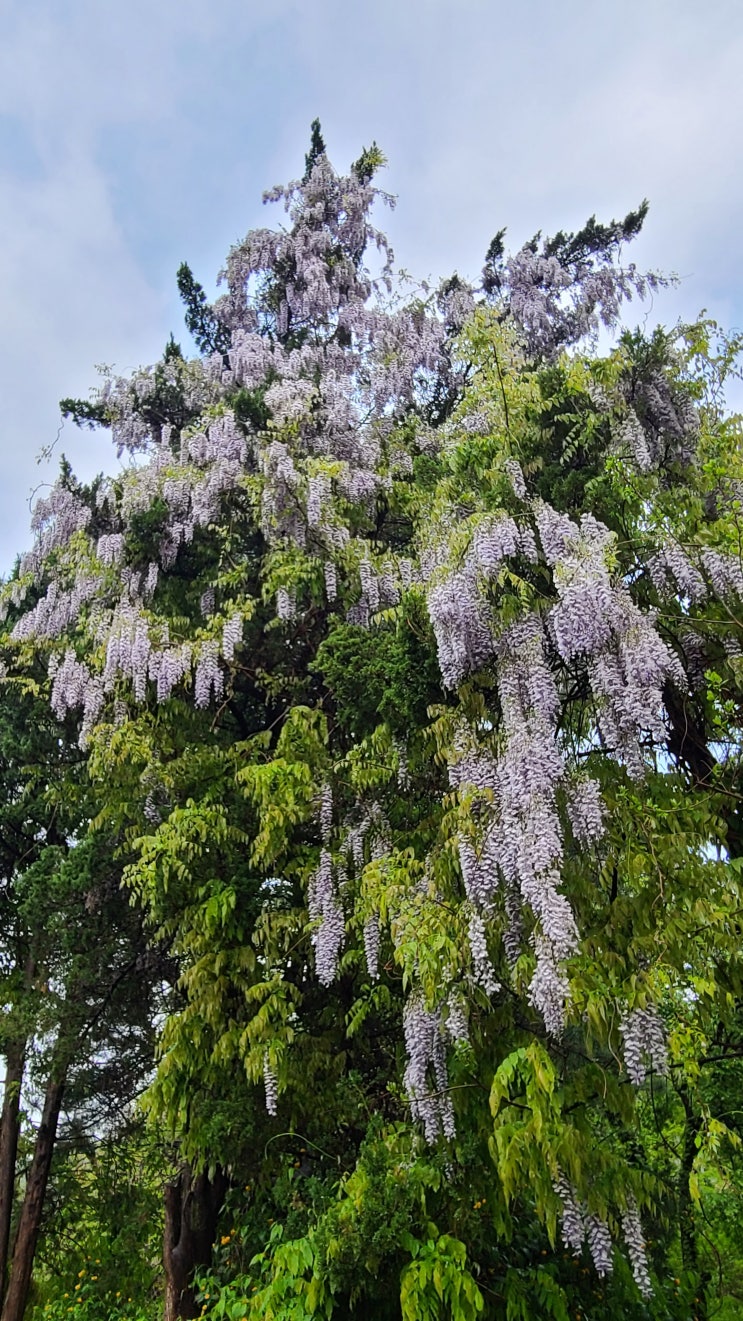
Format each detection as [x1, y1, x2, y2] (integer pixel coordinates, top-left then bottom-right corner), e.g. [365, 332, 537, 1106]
[5, 127, 743, 1319]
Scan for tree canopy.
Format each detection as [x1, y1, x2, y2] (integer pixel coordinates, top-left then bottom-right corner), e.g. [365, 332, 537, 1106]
[3, 130, 743, 1320]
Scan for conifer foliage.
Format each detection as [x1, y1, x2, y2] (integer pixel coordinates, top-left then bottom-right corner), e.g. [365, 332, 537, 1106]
[5, 129, 743, 1318]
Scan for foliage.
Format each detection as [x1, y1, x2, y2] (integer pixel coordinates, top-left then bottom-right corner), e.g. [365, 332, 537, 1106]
[27, 1123, 166, 1320]
[5, 127, 743, 1319]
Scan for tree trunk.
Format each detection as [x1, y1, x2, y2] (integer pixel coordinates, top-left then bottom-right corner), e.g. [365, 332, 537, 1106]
[678, 1084, 709, 1321]
[0, 1070, 66, 1321]
[664, 681, 743, 859]
[0, 1040, 25, 1304]
[163, 1164, 227, 1321]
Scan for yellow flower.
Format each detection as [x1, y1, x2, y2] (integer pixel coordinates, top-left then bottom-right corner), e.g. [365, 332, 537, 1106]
[75, 1284, 81, 1291]
[221, 1235, 231, 1245]
[78, 1270, 86, 1278]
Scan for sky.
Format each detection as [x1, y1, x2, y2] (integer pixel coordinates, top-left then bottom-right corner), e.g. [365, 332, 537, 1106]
[1, 0, 742, 572]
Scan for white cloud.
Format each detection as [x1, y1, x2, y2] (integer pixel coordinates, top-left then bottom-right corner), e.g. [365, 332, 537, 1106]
[0, 147, 166, 568]
[1, 0, 743, 571]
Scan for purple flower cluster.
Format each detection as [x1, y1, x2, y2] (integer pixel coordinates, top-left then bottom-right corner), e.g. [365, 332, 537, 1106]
[363, 913, 381, 980]
[702, 549, 743, 602]
[554, 1176, 613, 1277]
[308, 849, 345, 986]
[539, 506, 686, 777]
[619, 1005, 668, 1085]
[403, 994, 455, 1143]
[395, 739, 410, 790]
[425, 510, 539, 689]
[12, 576, 99, 643]
[554, 1176, 585, 1255]
[319, 783, 333, 844]
[276, 588, 296, 622]
[622, 1196, 652, 1296]
[194, 642, 224, 709]
[648, 541, 706, 604]
[614, 409, 653, 473]
[585, 1214, 614, 1277]
[444, 993, 469, 1046]
[467, 909, 500, 995]
[500, 233, 660, 361]
[221, 613, 243, 663]
[494, 618, 577, 1034]
[323, 561, 338, 603]
[565, 777, 606, 846]
[622, 366, 699, 470]
[444, 612, 577, 1034]
[263, 1054, 278, 1117]
[427, 569, 494, 688]
[22, 485, 92, 576]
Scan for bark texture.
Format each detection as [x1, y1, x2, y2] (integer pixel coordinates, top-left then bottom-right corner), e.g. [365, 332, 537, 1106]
[0, 1070, 65, 1321]
[163, 1165, 227, 1321]
[0, 1040, 25, 1304]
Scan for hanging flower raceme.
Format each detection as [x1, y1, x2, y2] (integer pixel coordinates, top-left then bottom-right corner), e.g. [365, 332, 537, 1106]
[619, 1005, 668, 1085]
[308, 849, 345, 987]
[402, 993, 455, 1143]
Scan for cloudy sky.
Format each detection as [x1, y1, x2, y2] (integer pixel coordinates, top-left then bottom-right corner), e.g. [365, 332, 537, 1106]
[1, 0, 742, 572]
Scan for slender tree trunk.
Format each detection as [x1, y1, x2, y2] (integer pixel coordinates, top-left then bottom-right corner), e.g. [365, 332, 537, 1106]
[0, 1040, 25, 1305]
[163, 1165, 227, 1321]
[0, 1069, 66, 1321]
[678, 1084, 709, 1321]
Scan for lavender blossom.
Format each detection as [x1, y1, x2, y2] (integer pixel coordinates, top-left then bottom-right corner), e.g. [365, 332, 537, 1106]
[263, 1054, 278, 1117]
[395, 739, 410, 790]
[359, 558, 380, 613]
[615, 409, 653, 473]
[505, 459, 527, 500]
[96, 533, 125, 566]
[363, 912, 381, 980]
[403, 994, 455, 1143]
[319, 783, 333, 844]
[702, 549, 743, 602]
[529, 935, 571, 1037]
[467, 909, 500, 995]
[648, 542, 706, 604]
[621, 1196, 652, 1297]
[427, 568, 494, 688]
[222, 613, 243, 662]
[308, 850, 345, 986]
[324, 561, 337, 603]
[194, 642, 224, 709]
[554, 1176, 585, 1255]
[307, 473, 331, 527]
[50, 650, 92, 721]
[566, 777, 606, 846]
[586, 1213, 614, 1277]
[470, 515, 519, 577]
[276, 587, 296, 621]
[444, 992, 470, 1046]
[619, 1005, 668, 1085]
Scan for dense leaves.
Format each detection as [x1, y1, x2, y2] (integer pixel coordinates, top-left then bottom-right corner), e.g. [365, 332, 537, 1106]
[4, 130, 743, 1319]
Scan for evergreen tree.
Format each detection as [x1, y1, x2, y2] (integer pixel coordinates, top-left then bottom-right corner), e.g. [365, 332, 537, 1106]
[0, 679, 168, 1321]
